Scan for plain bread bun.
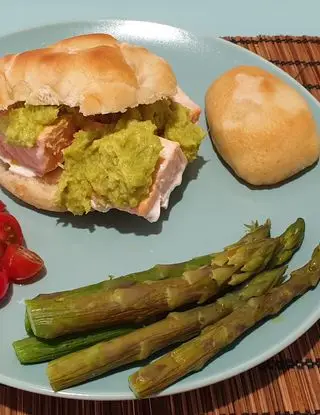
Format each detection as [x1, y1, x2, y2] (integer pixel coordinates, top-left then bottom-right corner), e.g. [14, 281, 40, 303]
[205, 65, 320, 185]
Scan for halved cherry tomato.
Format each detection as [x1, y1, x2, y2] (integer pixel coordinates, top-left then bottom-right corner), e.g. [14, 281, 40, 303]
[0, 240, 7, 259]
[0, 213, 24, 245]
[0, 201, 6, 212]
[0, 268, 9, 300]
[1, 244, 44, 283]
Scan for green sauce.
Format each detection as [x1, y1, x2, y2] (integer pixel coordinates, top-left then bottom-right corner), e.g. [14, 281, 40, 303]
[58, 121, 162, 215]
[0, 105, 59, 148]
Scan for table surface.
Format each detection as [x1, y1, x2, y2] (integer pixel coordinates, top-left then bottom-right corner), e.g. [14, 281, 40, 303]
[1, 0, 320, 38]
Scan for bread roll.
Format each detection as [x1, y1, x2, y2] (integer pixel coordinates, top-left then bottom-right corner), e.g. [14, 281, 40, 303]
[205, 65, 320, 185]
[0, 33, 177, 115]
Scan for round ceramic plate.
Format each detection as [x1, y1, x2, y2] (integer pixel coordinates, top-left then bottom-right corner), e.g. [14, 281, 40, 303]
[0, 20, 319, 401]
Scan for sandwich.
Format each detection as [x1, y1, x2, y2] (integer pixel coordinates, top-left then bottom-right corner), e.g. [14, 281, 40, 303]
[0, 33, 206, 222]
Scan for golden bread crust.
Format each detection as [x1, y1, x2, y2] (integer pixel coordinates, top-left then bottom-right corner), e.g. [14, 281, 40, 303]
[205, 65, 320, 185]
[0, 33, 177, 115]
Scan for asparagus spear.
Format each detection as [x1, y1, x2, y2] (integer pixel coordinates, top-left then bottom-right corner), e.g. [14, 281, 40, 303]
[224, 219, 271, 249]
[13, 326, 135, 365]
[47, 266, 284, 392]
[22, 254, 215, 336]
[26, 237, 278, 340]
[24, 311, 33, 336]
[268, 217, 305, 268]
[23, 252, 217, 335]
[129, 245, 320, 398]
[228, 218, 305, 285]
[23, 220, 271, 334]
[27, 220, 271, 303]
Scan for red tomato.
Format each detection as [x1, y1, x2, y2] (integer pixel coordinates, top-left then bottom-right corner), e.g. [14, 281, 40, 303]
[1, 244, 44, 283]
[0, 201, 6, 212]
[0, 213, 24, 245]
[0, 240, 7, 259]
[0, 269, 9, 301]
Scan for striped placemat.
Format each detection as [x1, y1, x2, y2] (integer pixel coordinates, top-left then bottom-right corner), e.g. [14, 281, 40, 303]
[0, 36, 320, 415]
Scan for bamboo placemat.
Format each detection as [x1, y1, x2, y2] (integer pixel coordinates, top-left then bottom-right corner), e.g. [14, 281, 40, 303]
[1, 36, 320, 415]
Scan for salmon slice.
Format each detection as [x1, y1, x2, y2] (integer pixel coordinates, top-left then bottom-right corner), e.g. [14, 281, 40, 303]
[0, 118, 76, 176]
[91, 138, 188, 222]
[172, 86, 201, 122]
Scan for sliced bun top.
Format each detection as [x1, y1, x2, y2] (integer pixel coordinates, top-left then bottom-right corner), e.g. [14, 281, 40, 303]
[205, 65, 320, 186]
[0, 33, 177, 115]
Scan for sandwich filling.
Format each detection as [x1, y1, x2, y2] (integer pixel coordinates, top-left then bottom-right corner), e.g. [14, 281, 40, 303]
[0, 95, 206, 218]
[58, 121, 163, 215]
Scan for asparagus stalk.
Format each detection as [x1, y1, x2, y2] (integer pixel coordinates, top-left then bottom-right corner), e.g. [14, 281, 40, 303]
[268, 217, 305, 268]
[228, 218, 305, 285]
[129, 245, 320, 398]
[13, 326, 134, 365]
[224, 219, 271, 249]
[47, 266, 284, 392]
[24, 311, 33, 336]
[23, 252, 217, 335]
[26, 237, 278, 340]
[22, 254, 215, 336]
[44, 220, 271, 300]
[23, 220, 271, 334]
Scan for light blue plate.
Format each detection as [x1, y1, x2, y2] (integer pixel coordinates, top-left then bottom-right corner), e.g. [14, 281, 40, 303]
[0, 20, 319, 401]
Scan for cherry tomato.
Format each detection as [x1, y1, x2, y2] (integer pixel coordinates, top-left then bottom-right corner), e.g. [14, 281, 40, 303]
[0, 213, 24, 245]
[0, 201, 6, 212]
[1, 244, 44, 283]
[0, 268, 9, 301]
[0, 240, 7, 259]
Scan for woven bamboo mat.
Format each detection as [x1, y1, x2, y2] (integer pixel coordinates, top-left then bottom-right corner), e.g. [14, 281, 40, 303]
[1, 36, 320, 415]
